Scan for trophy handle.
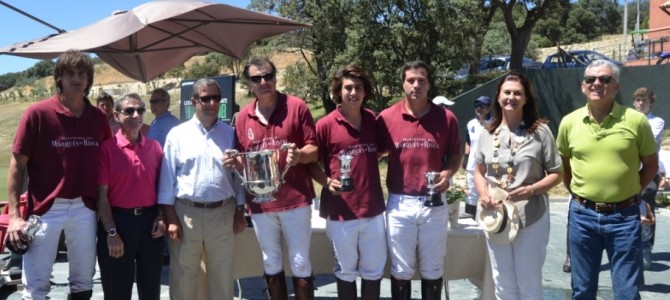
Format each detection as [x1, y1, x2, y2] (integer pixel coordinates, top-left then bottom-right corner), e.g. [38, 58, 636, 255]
[278, 143, 293, 183]
[224, 149, 245, 183]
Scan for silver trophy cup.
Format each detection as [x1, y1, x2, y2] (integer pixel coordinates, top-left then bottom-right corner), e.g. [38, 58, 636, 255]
[229, 145, 291, 203]
[424, 171, 444, 207]
[337, 154, 354, 192]
[5, 215, 44, 255]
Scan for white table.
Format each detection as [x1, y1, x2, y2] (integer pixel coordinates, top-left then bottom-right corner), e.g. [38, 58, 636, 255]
[197, 214, 495, 300]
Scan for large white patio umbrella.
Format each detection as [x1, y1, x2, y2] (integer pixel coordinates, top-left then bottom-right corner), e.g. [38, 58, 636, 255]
[0, 0, 309, 82]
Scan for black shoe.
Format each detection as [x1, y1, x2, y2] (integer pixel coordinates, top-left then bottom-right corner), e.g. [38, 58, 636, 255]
[562, 256, 571, 273]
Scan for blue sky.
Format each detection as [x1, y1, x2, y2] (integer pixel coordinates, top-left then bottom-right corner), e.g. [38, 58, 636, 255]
[0, 0, 251, 75]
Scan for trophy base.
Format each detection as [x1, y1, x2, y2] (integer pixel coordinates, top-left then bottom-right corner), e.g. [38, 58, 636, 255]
[4, 240, 28, 255]
[338, 178, 354, 192]
[424, 193, 444, 207]
[252, 194, 277, 204]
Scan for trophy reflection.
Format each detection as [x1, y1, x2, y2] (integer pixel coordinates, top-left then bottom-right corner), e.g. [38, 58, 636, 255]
[5, 215, 45, 255]
[338, 154, 354, 192]
[424, 171, 444, 207]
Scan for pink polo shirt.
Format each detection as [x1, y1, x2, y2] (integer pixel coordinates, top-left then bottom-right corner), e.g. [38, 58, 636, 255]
[316, 108, 385, 221]
[98, 131, 163, 208]
[377, 100, 461, 196]
[235, 92, 317, 214]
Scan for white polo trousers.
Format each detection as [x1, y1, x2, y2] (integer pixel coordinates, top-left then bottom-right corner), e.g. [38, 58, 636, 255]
[250, 206, 313, 277]
[486, 209, 550, 300]
[386, 193, 448, 280]
[325, 213, 387, 282]
[22, 198, 97, 300]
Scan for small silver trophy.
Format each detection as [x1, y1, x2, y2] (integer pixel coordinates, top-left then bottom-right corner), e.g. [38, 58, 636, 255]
[424, 171, 444, 207]
[5, 215, 44, 255]
[338, 154, 354, 192]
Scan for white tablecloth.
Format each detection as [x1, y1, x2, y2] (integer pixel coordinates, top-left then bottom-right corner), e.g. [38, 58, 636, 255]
[197, 213, 495, 300]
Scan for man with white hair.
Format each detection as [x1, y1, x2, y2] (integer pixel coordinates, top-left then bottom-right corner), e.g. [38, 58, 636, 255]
[557, 59, 658, 299]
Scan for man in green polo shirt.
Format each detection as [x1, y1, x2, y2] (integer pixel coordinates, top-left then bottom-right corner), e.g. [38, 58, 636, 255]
[556, 59, 658, 300]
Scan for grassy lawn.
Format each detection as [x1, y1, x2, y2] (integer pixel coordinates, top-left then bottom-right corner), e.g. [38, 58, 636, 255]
[0, 101, 33, 203]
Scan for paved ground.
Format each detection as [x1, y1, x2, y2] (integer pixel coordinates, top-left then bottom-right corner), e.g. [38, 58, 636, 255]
[1, 198, 669, 299]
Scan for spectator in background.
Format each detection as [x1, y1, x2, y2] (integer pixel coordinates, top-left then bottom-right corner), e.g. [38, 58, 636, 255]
[557, 59, 658, 299]
[97, 92, 121, 134]
[463, 95, 492, 217]
[146, 88, 181, 265]
[632, 87, 664, 269]
[433, 96, 456, 190]
[432, 95, 454, 108]
[147, 88, 181, 147]
[7, 49, 112, 300]
[96, 93, 165, 300]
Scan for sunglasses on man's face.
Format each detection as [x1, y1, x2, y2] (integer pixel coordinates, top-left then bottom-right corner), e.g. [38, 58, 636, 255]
[474, 103, 489, 109]
[197, 95, 222, 103]
[149, 98, 166, 104]
[119, 107, 146, 116]
[249, 73, 275, 83]
[584, 75, 613, 84]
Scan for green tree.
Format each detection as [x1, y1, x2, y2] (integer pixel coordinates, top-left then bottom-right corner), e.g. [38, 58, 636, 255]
[24, 60, 55, 79]
[250, 0, 348, 114]
[577, 0, 621, 34]
[450, 0, 497, 77]
[184, 61, 220, 80]
[491, 0, 570, 70]
[566, 6, 601, 41]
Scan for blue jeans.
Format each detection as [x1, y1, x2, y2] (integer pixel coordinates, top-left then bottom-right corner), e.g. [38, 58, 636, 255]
[568, 200, 642, 300]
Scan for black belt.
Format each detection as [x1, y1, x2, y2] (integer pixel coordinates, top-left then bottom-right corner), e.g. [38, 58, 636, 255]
[111, 205, 157, 216]
[572, 194, 638, 213]
[177, 198, 226, 209]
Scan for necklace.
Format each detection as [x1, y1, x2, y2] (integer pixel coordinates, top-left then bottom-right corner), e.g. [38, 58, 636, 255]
[491, 124, 525, 189]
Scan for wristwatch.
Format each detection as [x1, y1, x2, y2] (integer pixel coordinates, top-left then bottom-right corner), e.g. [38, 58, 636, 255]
[107, 228, 117, 237]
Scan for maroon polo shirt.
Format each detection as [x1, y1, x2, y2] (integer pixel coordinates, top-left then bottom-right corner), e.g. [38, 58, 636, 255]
[234, 92, 317, 214]
[376, 99, 461, 196]
[12, 95, 113, 215]
[316, 108, 385, 221]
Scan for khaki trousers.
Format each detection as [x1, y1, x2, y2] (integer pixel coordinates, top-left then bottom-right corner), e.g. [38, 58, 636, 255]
[169, 199, 235, 300]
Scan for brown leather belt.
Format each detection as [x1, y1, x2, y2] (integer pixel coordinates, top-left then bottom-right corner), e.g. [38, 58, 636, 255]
[177, 198, 226, 209]
[572, 194, 638, 213]
[112, 205, 157, 216]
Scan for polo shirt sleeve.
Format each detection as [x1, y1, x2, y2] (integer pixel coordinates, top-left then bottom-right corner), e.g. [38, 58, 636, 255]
[375, 113, 390, 154]
[539, 124, 563, 173]
[12, 106, 38, 156]
[298, 101, 317, 146]
[97, 141, 111, 186]
[315, 118, 328, 162]
[556, 115, 572, 158]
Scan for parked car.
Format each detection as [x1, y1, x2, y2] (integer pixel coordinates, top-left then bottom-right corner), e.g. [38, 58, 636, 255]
[542, 50, 622, 68]
[656, 51, 670, 65]
[454, 56, 540, 79]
